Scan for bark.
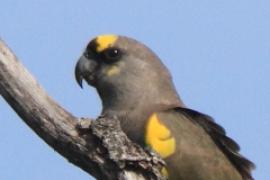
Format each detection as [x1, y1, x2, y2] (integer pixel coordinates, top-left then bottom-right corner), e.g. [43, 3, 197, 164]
[0, 39, 165, 180]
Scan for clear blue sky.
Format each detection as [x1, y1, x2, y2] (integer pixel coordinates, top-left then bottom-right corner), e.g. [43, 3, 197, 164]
[0, 1, 269, 179]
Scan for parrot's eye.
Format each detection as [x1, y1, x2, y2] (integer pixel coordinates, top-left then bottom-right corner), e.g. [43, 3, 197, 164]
[102, 48, 122, 62]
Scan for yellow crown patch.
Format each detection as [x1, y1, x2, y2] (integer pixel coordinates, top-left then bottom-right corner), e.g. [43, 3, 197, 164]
[95, 34, 118, 52]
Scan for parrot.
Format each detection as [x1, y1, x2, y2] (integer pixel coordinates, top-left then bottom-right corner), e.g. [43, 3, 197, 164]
[75, 34, 255, 180]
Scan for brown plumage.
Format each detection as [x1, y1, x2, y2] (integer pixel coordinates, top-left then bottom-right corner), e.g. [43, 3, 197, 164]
[75, 34, 255, 179]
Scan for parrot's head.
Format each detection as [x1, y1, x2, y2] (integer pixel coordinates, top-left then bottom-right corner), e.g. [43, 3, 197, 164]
[75, 35, 183, 112]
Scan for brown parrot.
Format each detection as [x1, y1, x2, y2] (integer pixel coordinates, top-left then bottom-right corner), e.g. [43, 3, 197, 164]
[75, 35, 255, 180]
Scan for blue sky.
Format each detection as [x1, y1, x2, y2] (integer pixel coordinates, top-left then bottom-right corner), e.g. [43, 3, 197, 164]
[0, 1, 269, 179]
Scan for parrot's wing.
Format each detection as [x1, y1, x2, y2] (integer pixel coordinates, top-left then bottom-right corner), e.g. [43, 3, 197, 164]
[175, 107, 255, 180]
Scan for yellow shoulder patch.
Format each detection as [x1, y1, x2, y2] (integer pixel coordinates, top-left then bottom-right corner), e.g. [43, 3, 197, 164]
[145, 113, 176, 158]
[95, 34, 118, 52]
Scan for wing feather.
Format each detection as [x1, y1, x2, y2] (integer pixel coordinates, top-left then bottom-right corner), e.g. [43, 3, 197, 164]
[175, 107, 255, 180]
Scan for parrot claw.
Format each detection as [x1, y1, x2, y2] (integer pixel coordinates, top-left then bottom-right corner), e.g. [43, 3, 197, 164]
[76, 118, 92, 134]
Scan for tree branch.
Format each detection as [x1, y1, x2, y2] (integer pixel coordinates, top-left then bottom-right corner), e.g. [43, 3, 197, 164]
[0, 39, 165, 180]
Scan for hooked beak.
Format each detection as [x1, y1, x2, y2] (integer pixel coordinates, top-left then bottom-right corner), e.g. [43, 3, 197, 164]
[75, 56, 84, 88]
[75, 55, 98, 88]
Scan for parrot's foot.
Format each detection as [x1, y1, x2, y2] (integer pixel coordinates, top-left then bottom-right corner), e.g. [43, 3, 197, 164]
[76, 118, 93, 134]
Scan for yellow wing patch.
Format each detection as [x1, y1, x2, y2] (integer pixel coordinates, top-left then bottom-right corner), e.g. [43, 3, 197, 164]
[95, 34, 118, 52]
[145, 113, 176, 158]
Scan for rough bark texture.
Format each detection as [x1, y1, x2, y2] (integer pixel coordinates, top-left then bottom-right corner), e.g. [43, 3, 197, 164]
[0, 39, 165, 180]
